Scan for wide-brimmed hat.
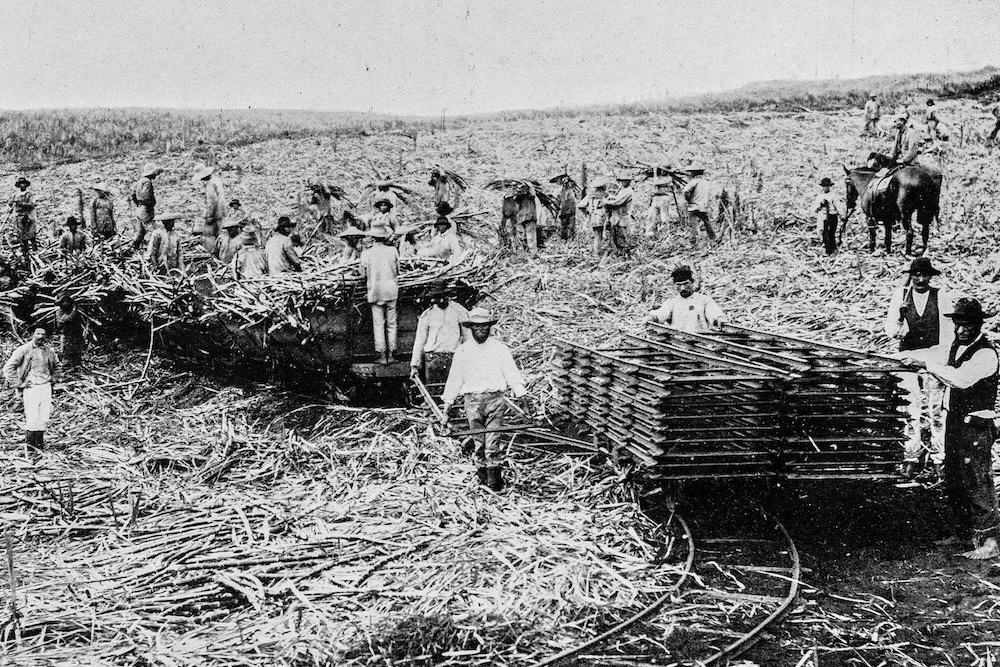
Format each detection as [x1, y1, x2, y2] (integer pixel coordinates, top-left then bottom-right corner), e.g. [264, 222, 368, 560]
[92, 182, 113, 194]
[433, 217, 452, 229]
[653, 178, 671, 188]
[435, 201, 454, 216]
[339, 225, 366, 238]
[65, 216, 79, 226]
[192, 164, 215, 181]
[591, 176, 613, 189]
[945, 298, 992, 323]
[462, 307, 498, 326]
[141, 163, 162, 178]
[616, 175, 633, 183]
[904, 257, 941, 276]
[819, 177, 834, 187]
[548, 171, 569, 183]
[276, 216, 295, 229]
[15, 177, 30, 188]
[155, 212, 182, 222]
[375, 179, 393, 188]
[671, 265, 694, 283]
[374, 197, 394, 208]
[367, 227, 392, 239]
[229, 198, 241, 207]
[869, 93, 877, 99]
[221, 218, 241, 230]
[685, 165, 705, 174]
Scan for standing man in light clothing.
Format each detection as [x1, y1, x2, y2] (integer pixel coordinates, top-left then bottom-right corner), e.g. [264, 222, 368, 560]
[682, 166, 717, 246]
[4, 324, 59, 453]
[417, 217, 464, 265]
[131, 163, 161, 251]
[577, 177, 611, 254]
[410, 295, 470, 386]
[863, 94, 881, 136]
[884, 257, 954, 481]
[604, 176, 634, 252]
[194, 164, 226, 253]
[265, 216, 302, 275]
[360, 227, 400, 365]
[646, 265, 726, 333]
[646, 178, 674, 238]
[440, 307, 531, 492]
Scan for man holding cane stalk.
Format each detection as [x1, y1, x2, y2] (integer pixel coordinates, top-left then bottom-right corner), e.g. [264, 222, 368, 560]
[439, 307, 531, 492]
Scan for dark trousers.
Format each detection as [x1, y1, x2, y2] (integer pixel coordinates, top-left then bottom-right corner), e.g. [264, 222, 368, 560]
[689, 211, 716, 243]
[822, 214, 839, 255]
[944, 416, 1000, 539]
[559, 213, 576, 240]
[423, 351, 453, 386]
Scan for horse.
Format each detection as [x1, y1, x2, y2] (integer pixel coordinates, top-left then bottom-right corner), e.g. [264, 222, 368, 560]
[842, 161, 941, 256]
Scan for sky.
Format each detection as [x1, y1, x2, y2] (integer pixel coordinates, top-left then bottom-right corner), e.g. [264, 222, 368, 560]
[0, 0, 998, 116]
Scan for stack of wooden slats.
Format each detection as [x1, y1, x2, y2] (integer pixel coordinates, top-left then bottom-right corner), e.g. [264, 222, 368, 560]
[552, 323, 908, 481]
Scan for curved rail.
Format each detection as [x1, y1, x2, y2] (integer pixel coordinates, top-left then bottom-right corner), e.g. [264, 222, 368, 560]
[530, 507, 800, 667]
[529, 513, 695, 667]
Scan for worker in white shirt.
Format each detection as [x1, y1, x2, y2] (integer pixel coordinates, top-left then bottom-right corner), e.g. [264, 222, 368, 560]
[646, 265, 726, 333]
[440, 307, 531, 492]
[604, 175, 634, 252]
[682, 166, 717, 246]
[884, 257, 954, 481]
[813, 177, 843, 256]
[418, 217, 464, 264]
[410, 295, 470, 386]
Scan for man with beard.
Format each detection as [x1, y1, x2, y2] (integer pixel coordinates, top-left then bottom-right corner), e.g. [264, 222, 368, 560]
[903, 298, 1000, 560]
[440, 307, 530, 492]
[646, 265, 726, 333]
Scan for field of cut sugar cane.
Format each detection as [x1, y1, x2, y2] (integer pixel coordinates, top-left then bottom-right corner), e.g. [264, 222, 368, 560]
[3, 98, 1000, 666]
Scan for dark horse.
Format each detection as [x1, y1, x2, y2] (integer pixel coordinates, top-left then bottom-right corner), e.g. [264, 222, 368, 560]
[843, 155, 941, 255]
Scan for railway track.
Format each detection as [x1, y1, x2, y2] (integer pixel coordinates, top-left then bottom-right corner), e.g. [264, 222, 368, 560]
[530, 507, 800, 667]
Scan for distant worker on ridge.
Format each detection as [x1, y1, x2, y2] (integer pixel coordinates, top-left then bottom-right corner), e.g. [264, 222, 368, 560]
[863, 94, 881, 136]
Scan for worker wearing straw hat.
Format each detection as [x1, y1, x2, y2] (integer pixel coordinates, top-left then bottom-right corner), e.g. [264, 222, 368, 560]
[682, 165, 717, 246]
[265, 216, 302, 275]
[646, 177, 673, 238]
[646, 265, 726, 333]
[193, 163, 226, 253]
[130, 163, 162, 251]
[604, 175, 634, 252]
[418, 216, 464, 265]
[9, 176, 38, 263]
[360, 227, 400, 365]
[410, 294, 470, 386]
[373, 179, 400, 212]
[58, 216, 87, 257]
[231, 231, 267, 279]
[885, 256, 954, 482]
[813, 177, 843, 256]
[213, 218, 245, 264]
[4, 322, 59, 456]
[441, 307, 530, 492]
[370, 197, 397, 237]
[89, 182, 116, 240]
[863, 94, 881, 137]
[902, 298, 1000, 560]
[578, 177, 611, 254]
[147, 213, 184, 274]
[338, 222, 367, 263]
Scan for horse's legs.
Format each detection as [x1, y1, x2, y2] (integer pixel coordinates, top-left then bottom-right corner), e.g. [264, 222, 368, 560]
[885, 219, 894, 253]
[917, 206, 933, 254]
[867, 217, 877, 252]
[900, 199, 916, 255]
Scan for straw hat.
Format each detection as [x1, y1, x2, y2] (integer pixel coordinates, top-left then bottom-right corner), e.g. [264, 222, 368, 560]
[433, 217, 452, 229]
[92, 182, 113, 194]
[229, 198, 242, 207]
[591, 177, 612, 189]
[338, 225, 366, 238]
[221, 218, 241, 230]
[548, 171, 569, 183]
[945, 298, 992, 324]
[141, 163, 162, 178]
[819, 177, 834, 187]
[276, 216, 295, 229]
[155, 212, 182, 222]
[374, 197, 394, 209]
[395, 224, 421, 236]
[462, 307, 498, 326]
[685, 165, 705, 174]
[192, 164, 215, 181]
[367, 227, 392, 239]
[375, 179, 394, 188]
[15, 176, 30, 188]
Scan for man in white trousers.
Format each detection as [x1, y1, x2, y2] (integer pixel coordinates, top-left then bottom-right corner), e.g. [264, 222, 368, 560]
[4, 324, 59, 453]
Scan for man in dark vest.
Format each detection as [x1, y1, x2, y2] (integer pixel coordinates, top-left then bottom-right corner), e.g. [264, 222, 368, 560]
[885, 257, 954, 480]
[903, 298, 999, 559]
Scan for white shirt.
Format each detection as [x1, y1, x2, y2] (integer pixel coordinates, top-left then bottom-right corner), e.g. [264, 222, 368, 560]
[649, 292, 726, 333]
[410, 302, 470, 366]
[812, 191, 842, 231]
[359, 243, 399, 303]
[418, 231, 463, 264]
[924, 335, 999, 410]
[442, 336, 527, 405]
[883, 286, 954, 362]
